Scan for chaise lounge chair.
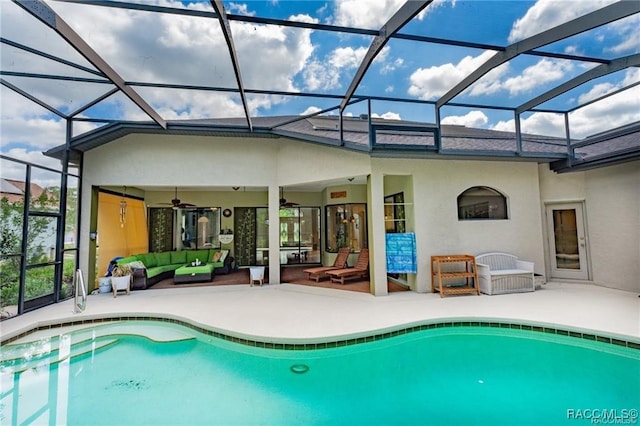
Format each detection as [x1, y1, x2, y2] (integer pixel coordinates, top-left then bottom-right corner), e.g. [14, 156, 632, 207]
[326, 249, 369, 284]
[303, 247, 351, 282]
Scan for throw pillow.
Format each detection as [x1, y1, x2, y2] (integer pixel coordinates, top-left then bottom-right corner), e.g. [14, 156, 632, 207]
[125, 260, 146, 269]
[212, 251, 222, 262]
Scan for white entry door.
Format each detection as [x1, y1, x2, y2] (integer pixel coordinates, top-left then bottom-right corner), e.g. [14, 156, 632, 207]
[546, 203, 589, 280]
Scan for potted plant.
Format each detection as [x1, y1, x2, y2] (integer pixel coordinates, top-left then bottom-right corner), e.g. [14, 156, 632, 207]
[110, 264, 132, 296]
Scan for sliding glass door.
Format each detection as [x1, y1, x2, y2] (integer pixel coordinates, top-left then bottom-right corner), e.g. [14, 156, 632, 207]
[246, 207, 320, 267]
[279, 207, 320, 265]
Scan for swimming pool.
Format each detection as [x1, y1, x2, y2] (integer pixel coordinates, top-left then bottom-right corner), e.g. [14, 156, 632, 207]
[1, 319, 638, 425]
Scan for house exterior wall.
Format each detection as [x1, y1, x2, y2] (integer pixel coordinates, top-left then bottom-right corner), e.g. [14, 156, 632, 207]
[539, 161, 640, 292]
[80, 133, 635, 294]
[371, 158, 546, 293]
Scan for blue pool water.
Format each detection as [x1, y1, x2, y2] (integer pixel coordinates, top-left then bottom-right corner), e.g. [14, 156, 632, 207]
[1, 321, 638, 425]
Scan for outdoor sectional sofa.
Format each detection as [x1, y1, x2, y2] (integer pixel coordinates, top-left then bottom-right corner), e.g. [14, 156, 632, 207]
[116, 249, 234, 290]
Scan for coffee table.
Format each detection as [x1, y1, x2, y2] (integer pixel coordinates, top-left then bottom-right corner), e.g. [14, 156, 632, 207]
[174, 263, 214, 284]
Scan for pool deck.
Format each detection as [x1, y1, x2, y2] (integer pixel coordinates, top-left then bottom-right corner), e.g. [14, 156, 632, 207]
[1, 281, 639, 344]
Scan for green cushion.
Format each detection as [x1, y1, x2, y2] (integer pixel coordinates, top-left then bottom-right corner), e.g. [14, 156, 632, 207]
[186, 250, 209, 263]
[171, 251, 187, 264]
[155, 251, 172, 266]
[175, 264, 214, 275]
[145, 266, 166, 278]
[138, 253, 157, 268]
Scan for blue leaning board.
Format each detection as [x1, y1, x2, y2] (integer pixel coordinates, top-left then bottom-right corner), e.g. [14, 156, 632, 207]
[386, 233, 417, 274]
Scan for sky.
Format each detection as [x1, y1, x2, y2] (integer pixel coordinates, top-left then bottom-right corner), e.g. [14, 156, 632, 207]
[1, 0, 639, 183]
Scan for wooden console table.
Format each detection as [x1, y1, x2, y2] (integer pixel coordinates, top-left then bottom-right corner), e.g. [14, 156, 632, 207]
[431, 254, 480, 298]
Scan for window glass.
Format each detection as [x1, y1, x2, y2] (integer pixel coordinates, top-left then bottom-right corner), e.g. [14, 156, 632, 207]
[457, 187, 508, 220]
[384, 192, 405, 233]
[279, 207, 320, 264]
[326, 204, 367, 253]
[29, 169, 60, 213]
[181, 207, 221, 249]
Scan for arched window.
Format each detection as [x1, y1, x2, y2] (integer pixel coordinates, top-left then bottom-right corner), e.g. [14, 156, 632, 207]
[457, 186, 508, 220]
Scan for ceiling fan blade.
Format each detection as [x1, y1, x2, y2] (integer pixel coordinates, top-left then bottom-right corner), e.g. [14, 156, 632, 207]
[279, 187, 298, 207]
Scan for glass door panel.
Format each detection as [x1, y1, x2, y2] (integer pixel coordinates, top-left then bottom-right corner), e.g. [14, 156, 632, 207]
[256, 208, 269, 266]
[552, 209, 580, 270]
[25, 265, 55, 303]
[546, 203, 589, 280]
[181, 208, 221, 249]
[280, 207, 320, 264]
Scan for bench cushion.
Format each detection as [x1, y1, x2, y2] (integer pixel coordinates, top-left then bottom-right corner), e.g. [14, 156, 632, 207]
[490, 269, 532, 276]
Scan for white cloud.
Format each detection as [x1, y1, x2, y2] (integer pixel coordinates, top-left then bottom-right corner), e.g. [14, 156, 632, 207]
[330, 46, 369, 69]
[501, 58, 574, 95]
[578, 68, 640, 104]
[508, 0, 617, 43]
[493, 112, 565, 137]
[569, 84, 640, 138]
[303, 45, 393, 91]
[605, 14, 640, 54]
[467, 58, 578, 98]
[381, 57, 404, 75]
[303, 60, 341, 91]
[300, 106, 322, 116]
[227, 3, 256, 17]
[491, 84, 640, 138]
[0, 91, 66, 151]
[442, 111, 489, 127]
[332, 0, 454, 28]
[408, 50, 495, 100]
[385, 85, 395, 93]
[372, 112, 401, 120]
[332, 0, 407, 29]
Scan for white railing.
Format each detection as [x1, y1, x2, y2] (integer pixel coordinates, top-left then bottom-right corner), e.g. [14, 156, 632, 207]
[73, 269, 86, 313]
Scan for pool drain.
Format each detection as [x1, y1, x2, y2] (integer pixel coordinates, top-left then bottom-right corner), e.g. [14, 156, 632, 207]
[290, 364, 309, 374]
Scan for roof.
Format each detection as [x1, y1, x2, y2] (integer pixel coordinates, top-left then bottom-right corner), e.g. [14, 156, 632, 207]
[0, 178, 46, 203]
[3, 1, 640, 172]
[44, 114, 638, 172]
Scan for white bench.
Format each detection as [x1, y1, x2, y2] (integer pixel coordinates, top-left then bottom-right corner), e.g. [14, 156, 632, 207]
[475, 252, 535, 295]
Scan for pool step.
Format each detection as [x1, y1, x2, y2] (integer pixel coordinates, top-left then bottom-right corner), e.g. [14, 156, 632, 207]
[1, 337, 119, 374]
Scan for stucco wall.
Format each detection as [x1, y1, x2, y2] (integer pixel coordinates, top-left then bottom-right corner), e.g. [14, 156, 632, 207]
[372, 158, 545, 293]
[539, 161, 640, 292]
[80, 132, 637, 295]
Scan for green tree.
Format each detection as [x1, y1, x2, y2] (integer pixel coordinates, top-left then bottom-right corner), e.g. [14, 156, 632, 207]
[1, 196, 55, 314]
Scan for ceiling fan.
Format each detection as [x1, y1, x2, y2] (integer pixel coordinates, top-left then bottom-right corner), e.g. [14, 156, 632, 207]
[279, 187, 298, 207]
[161, 187, 195, 209]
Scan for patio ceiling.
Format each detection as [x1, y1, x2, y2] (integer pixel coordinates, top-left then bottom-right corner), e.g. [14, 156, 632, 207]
[1, 0, 639, 172]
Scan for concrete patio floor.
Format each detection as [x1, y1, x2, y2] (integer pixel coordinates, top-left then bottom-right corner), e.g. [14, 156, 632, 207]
[1, 281, 639, 344]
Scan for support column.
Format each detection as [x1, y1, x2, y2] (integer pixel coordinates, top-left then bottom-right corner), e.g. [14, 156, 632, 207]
[268, 185, 281, 284]
[367, 172, 388, 296]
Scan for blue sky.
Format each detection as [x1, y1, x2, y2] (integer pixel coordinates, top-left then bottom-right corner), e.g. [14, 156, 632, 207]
[1, 0, 639, 182]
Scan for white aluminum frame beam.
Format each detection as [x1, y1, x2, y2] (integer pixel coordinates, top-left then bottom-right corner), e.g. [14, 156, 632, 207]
[516, 53, 640, 114]
[340, 0, 432, 112]
[436, 1, 640, 108]
[14, 0, 167, 129]
[210, 0, 253, 131]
